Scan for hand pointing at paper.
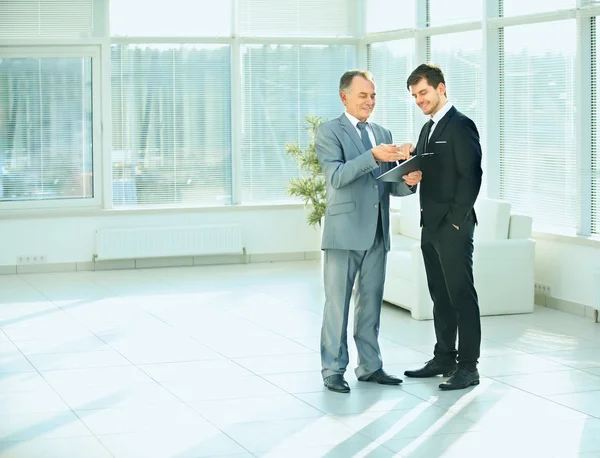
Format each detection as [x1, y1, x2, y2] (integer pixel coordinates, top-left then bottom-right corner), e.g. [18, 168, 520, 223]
[397, 142, 421, 186]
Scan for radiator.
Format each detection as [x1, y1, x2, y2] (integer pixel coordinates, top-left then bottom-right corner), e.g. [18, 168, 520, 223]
[95, 225, 244, 260]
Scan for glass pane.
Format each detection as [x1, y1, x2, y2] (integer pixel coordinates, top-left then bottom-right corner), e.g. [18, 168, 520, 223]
[239, 0, 351, 38]
[0, 57, 93, 202]
[501, 20, 577, 231]
[430, 31, 484, 192]
[429, 0, 482, 26]
[594, 17, 600, 234]
[110, 0, 231, 37]
[502, 0, 575, 17]
[366, 0, 414, 33]
[241, 45, 355, 203]
[0, 0, 95, 38]
[111, 44, 232, 206]
[368, 39, 417, 144]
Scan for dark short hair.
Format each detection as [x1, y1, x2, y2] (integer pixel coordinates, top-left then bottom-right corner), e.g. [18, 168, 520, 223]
[406, 63, 446, 93]
[339, 70, 374, 92]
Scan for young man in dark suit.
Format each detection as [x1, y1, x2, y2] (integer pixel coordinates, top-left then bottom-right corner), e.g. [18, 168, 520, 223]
[402, 64, 483, 390]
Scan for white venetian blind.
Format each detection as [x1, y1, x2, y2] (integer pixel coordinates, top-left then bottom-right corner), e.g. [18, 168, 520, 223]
[429, 0, 482, 26]
[367, 39, 417, 145]
[430, 31, 485, 195]
[366, 0, 414, 33]
[593, 17, 599, 234]
[111, 44, 232, 207]
[240, 44, 354, 203]
[500, 0, 575, 16]
[0, 0, 95, 38]
[238, 0, 351, 38]
[500, 20, 577, 233]
[0, 57, 94, 201]
[110, 0, 231, 37]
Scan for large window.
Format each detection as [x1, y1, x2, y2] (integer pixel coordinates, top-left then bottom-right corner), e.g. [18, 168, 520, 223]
[501, 0, 575, 17]
[429, 0, 482, 26]
[593, 17, 599, 235]
[500, 20, 577, 232]
[0, 0, 95, 38]
[367, 40, 417, 144]
[241, 45, 355, 203]
[239, 0, 352, 38]
[430, 31, 484, 193]
[0, 56, 94, 202]
[111, 44, 231, 206]
[1, 0, 597, 239]
[366, 0, 414, 33]
[110, 0, 231, 37]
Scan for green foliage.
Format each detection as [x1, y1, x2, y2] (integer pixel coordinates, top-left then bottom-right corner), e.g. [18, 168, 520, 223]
[286, 115, 327, 227]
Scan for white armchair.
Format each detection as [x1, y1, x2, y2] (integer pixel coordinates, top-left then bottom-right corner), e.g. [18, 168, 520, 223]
[384, 194, 535, 320]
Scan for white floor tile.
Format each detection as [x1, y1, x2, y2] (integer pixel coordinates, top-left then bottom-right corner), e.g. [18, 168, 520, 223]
[41, 365, 154, 389]
[493, 369, 600, 396]
[548, 390, 600, 418]
[189, 394, 325, 427]
[233, 353, 320, 375]
[539, 348, 600, 370]
[98, 429, 247, 458]
[1, 260, 600, 457]
[0, 437, 112, 458]
[0, 387, 71, 415]
[76, 403, 214, 435]
[27, 350, 131, 371]
[53, 382, 181, 411]
[0, 411, 92, 441]
[477, 353, 572, 377]
[296, 387, 426, 416]
[222, 416, 372, 454]
[138, 359, 253, 382]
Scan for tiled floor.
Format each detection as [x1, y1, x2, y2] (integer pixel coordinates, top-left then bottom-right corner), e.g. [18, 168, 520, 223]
[1, 260, 600, 457]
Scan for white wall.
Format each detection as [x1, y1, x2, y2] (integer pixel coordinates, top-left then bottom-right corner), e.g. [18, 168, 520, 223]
[534, 236, 600, 308]
[0, 206, 321, 266]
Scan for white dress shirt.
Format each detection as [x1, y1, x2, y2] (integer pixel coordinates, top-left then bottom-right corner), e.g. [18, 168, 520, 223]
[345, 112, 377, 148]
[428, 101, 453, 140]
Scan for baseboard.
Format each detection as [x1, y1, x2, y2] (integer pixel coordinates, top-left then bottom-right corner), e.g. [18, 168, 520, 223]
[1, 251, 321, 274]
[536, 293, 599, 322]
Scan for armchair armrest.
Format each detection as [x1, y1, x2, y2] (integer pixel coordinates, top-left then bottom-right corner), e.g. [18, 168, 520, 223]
[474, 238, 535, 315]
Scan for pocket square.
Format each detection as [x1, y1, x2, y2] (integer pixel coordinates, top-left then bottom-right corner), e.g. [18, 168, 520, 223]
[435, 140, 447, 144]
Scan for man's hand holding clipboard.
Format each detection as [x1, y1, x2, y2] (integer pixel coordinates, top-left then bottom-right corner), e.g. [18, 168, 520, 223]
[379, 142, 422, 186]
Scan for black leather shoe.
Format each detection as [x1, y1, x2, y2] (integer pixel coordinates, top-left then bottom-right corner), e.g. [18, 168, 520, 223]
[324, 374, 350, 393]
[358, 369, 402, 385]
[404, 359, 457, 378]
[439, 367, 479, 390]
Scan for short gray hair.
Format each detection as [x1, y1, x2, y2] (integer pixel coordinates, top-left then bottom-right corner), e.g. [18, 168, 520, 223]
[339, 70, 374, 93]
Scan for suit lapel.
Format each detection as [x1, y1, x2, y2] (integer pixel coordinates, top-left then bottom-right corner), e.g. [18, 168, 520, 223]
[428, 106, 456, 146]
[371, 123, 383, 178]
[372, 123, 383, 146]
[339, 114, 365, 154]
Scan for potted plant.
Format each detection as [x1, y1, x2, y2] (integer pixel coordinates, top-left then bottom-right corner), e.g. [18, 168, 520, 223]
[286, 115, 327, 227]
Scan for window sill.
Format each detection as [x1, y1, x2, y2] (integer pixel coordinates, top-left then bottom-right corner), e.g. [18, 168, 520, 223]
[532, 231, 600, 248]
[0, 202, 306, 220]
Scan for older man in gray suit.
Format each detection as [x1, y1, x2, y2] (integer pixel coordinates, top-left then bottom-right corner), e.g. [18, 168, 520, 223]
[316, 70, 422, 393]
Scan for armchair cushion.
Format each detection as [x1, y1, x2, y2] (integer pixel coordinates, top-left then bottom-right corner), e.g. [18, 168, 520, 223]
[473, 198, 510, 241]
[385, 196, 535, 320]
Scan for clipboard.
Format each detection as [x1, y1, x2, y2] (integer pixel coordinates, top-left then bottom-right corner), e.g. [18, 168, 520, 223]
[378, 155, 421, 182]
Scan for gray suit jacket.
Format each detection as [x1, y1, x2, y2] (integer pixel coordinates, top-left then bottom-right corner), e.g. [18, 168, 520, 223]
[315, 113, 415, 252]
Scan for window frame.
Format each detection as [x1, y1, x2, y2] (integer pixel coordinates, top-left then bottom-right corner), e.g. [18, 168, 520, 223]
[0, 46, 104, 212]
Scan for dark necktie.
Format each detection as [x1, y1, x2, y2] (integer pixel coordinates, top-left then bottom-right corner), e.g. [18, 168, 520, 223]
[357, 121, 383, 200]
[424, 118, 435, 150]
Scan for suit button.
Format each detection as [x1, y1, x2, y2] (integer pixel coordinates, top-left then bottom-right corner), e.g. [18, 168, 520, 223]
[373, 204, 378, 208]
[373, 185, 378, 189]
